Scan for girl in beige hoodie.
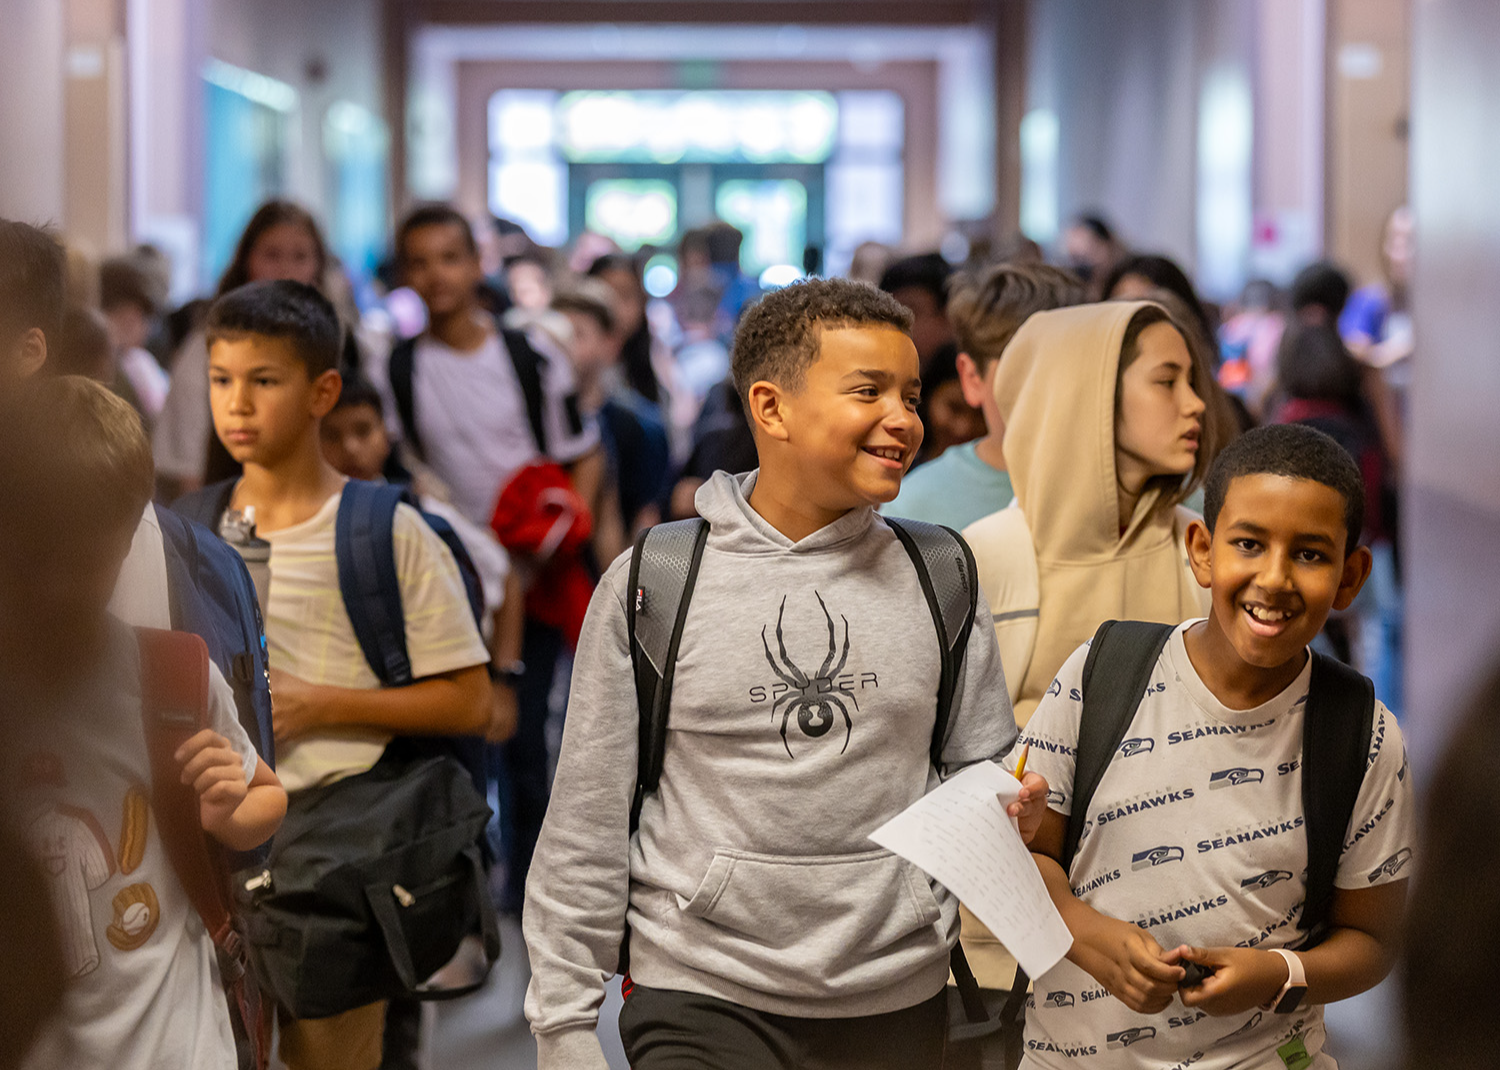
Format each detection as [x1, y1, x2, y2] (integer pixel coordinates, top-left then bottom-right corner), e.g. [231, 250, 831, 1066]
[963, 300, 1233, 728]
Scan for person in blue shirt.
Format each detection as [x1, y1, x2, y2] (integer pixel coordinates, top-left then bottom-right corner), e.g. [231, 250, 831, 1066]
[883, 263, 1084, 531]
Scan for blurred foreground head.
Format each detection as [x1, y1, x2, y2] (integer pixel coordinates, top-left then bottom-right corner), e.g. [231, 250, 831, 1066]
[0, 376, 152, 652]
[0, 219, 67, 384]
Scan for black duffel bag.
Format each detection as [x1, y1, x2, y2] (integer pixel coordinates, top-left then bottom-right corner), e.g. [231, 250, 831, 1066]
[235, 746, 500, 1019]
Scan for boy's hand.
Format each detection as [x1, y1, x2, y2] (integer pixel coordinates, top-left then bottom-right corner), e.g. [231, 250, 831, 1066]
[1069, 913, 1186, 1014]
[1004, 772, 1050, 845]
[1176, 945, 1288, 1016]
[175, 729, 250, 839]
[486, 678, 519, 743]
[268, 667, 317, 743]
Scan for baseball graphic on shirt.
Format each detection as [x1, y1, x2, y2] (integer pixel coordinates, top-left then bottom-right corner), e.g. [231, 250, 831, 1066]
[106, 882, 161, 951]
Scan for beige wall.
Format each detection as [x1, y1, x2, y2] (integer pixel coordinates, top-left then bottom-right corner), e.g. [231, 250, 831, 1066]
[1325, 0, 1410, 287]
[1405, 0, 1500, 771]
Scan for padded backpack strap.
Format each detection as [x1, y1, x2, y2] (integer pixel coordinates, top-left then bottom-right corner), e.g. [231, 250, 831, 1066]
[137, 628, 237, 948]
[387, 336, 422, 459]
[501, 327, 550, 457]
[1298, 652, 1376, 948]
[627, 518, 709, 832]
[1063, 620, 1174, 873]
[883, 517, 979, 771]
[335, 480, 412, 686]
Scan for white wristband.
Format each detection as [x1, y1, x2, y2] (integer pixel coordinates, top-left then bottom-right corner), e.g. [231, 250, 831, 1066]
[1267, 948, 1308, 1013]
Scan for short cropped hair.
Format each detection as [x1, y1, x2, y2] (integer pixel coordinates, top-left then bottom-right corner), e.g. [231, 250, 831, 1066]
[1290, 261, 1352, 318]
[1202, 423, 1365, 555]
[0, 220, 66, 344]
[100, 256, 161, 315]
[53, 305, 113, 380]
[206, 279, 341, 377]
[878, 253, 953, 309]
[947, 263, 1085, 373]
[332, 375, 385, 415]
[731, 278, 912, 402]
[0, 375, 153, 535]
[396, 203, 478, 264]
[552, 280, 617, 335]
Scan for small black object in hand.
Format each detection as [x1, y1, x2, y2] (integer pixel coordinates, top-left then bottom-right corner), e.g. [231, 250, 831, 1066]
[1180, 962, 1216, 988]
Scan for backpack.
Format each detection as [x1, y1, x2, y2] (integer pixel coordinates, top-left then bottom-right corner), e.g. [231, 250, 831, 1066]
[137, 627, 272, 1069]
[155, 506, 276, 870]
[387, 324, 551, 460]
[624, 515, 996, 1034]
[996, 619, 1376, 1065]
[172, 479, 501, 1015]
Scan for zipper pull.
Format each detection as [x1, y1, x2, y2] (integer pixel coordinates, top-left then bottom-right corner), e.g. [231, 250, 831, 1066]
[244, 870, 272, 893]
[393, 883, 415, 908]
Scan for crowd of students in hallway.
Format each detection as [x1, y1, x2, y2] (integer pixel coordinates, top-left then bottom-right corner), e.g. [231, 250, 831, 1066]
[2, 189, 1482, 1070]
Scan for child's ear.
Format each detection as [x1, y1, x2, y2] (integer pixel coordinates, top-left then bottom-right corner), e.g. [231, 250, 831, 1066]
[956, 352, 987, 409]
[746, 380, 791, 443]
[1331, 544, 1374, 611]
[309, 369, 344, 419]
[1185, 518, 1213, 589]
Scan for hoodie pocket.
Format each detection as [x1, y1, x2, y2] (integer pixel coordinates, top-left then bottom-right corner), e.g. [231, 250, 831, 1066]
[676, 847, 944, 990]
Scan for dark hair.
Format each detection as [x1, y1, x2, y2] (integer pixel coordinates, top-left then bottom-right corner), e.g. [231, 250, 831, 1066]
[216, 200, 328, 297]
[1290, 260, 1352, 318]
[705, 221, 745, 266]
[587, 254, 661, 403]
[732, 278, 913, 403]
[1102, 253, 1214, 340]
[0, 220, 66, 345]
[1074, 213, 1116, 242]
[99, 257, 159, 315]
[947, 263, 1086, 372]
[878, 253, 953, 310]
[1277, 323, 1362, 405]
[1202, 423, 1364, 554]
[332, 375, 385, 416]
[206, 280, 342, 377]
[396, 203, 477, 264]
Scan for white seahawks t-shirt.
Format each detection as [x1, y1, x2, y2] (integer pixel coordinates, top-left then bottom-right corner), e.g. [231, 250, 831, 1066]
[1018, 621, 1413, 1070]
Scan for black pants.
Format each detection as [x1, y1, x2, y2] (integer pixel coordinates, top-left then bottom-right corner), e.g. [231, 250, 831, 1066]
[499, 617, 563, 913]
[618, 982, 948, 1070]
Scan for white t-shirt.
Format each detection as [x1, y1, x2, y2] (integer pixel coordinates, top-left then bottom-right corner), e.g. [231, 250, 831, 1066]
[18, 621, 258, 1069]
[1018, 622, 1414, 1070]
[261, 488, 490, 793]
[418, 493, 510, 639]
[408, 325, 599, 526]
[109, 505, 172, 630]
[120, 346, 170, 419]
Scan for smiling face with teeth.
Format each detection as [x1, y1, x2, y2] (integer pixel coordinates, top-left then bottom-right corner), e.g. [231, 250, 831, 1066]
[1183, 473, 1372, 705]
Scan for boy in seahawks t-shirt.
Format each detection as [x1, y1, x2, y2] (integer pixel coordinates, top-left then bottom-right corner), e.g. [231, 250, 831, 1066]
[1019, 425, 1413, 1069]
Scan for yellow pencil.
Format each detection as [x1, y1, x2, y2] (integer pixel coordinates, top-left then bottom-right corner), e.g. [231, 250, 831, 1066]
[1014, 743, 1030, 780]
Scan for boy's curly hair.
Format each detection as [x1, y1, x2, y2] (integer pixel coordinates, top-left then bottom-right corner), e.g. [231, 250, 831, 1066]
[731, 278, 913, 403]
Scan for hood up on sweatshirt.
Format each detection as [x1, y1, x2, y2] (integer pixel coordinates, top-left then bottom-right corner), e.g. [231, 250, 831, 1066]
[994, 301, 1207, 712]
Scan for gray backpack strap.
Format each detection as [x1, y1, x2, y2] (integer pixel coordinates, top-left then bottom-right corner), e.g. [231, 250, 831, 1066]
[627, 518, 710, 832]
[883, 517, 980, 771]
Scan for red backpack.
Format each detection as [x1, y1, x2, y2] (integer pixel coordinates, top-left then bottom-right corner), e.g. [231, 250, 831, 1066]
[137, 627, 272, 1069]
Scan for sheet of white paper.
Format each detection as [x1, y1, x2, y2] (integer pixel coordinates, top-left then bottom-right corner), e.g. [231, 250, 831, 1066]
[869, 761, 1073, 979]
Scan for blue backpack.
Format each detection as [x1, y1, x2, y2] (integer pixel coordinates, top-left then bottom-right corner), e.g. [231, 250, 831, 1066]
[171, 479, 489, 794]
[156, 504, 276, 766]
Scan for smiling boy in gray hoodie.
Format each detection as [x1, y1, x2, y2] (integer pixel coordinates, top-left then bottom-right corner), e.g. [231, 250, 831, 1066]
[524, 279, 1046, 1069]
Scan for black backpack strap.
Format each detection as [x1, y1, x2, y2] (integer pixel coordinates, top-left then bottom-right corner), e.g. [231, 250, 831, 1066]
[883, 517, 979, 772]
[387, 336, 422, 459]
[335, 480, 413, 686]
[1000, 619, 1173, 1054]
[501, 327, 550, 458]
[170, 477, 239, 532]
[1297, 652, 1376, 948]
[627, 518, 710, 832]
[1062, 620, 1175, 872]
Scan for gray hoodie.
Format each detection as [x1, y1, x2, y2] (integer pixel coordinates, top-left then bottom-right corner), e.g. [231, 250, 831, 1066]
[523, 471, 1018, 1067]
